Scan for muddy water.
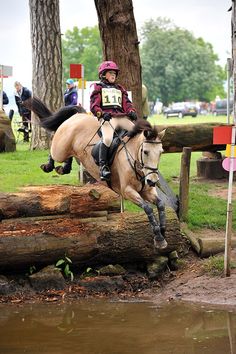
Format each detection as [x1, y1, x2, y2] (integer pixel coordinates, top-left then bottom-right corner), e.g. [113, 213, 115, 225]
[0, 301, 235, 354]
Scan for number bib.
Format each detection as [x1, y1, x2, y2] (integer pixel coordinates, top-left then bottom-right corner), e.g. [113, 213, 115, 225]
[101, 87, 122, 108]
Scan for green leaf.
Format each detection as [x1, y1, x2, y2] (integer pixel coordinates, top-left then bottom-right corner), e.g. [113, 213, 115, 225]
[65, 256, 72, 264]
[56, 259, 65, 266]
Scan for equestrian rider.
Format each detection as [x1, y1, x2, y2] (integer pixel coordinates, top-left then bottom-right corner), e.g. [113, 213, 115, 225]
[90, 60, 138, 181]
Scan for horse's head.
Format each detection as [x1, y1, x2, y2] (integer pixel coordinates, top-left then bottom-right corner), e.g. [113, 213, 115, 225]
[139, 127, 165, 187]
[127, 120, 165, 187]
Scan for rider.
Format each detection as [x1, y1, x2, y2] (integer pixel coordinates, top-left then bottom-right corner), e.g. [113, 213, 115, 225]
[90, 60, 138, 181]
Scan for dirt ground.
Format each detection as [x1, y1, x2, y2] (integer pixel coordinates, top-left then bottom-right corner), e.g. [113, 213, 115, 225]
[143, 250, 236, 309]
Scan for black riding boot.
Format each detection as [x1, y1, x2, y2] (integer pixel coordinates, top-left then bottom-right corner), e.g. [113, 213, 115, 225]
[99, 143, 111, 181]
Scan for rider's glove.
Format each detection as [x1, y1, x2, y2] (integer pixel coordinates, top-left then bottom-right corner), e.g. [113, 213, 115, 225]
[103, 112, 112, 121]
[128, 111, 138, 121]
[96, 111, 102, 119]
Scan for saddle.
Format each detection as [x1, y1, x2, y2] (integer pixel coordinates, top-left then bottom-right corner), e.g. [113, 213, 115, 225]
[91, 128, 128, 167]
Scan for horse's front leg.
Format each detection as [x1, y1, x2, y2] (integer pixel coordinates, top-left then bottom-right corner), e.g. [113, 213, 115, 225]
[141, 188, 167, 248]
[123, 186, 167, 249]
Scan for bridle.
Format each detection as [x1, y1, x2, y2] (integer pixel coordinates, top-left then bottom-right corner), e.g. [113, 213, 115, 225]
[123, 139, 163, 191]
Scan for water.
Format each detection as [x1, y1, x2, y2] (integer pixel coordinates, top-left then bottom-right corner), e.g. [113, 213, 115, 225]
[0, 300, 235, 354]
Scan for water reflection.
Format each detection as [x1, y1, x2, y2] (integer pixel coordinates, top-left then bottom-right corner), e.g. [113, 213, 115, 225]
[0, 300, 235, 354]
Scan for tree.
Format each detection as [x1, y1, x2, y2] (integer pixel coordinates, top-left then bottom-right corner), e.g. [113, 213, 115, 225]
[140, 18, 226, 105]
[29, 0, 63, 149]
[94, 0, 142, 117]
[62, 26, 102, 81]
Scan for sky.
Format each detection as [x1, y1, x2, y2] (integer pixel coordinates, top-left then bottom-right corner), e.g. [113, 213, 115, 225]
[0, 0, 232, 105]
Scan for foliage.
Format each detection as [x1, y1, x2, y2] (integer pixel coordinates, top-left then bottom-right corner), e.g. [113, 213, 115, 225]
[62, 26, 102, 81]
[80, 267, 99, 279]
[56, 256, 74, 281]
[140, 18, 226, 105]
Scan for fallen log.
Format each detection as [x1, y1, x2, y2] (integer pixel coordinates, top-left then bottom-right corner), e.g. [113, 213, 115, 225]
[198, 238, 236, 258]
[0, 209, 185, 270]
[0, 184, 121, 219]
[156, 123, 228, 153]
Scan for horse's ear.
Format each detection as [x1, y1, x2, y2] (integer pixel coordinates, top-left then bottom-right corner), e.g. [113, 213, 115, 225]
[144, 130, 152, 139]
[158, 129, 166, 140]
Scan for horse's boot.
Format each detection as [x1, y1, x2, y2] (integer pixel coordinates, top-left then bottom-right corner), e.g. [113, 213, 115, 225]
[40, 154, 55, 173]
[55, 157, 73, 175]
[99, 143, 111, 181]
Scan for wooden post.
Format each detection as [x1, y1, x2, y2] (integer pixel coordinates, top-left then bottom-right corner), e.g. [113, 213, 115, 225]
[179, 147, 192, 221]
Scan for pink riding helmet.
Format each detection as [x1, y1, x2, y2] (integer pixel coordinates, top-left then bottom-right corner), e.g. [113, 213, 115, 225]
[98, 61, 120, 77]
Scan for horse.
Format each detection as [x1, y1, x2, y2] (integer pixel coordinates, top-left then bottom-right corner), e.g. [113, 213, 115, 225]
[23, 99, 86, 174]
[26, 97, 167, 249]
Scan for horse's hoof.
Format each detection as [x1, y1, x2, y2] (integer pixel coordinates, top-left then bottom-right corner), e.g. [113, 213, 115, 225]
[154, 238, 168, 250]
[40, 164, 54, 173]
[55, 166, 64, 175]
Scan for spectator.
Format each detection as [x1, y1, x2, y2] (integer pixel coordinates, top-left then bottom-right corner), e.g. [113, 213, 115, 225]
[14, 81, 31, 142]
[90, 60, 137, 181]
[64, 79, 78, 106]
[142, 84, 150, 120]
[3, 91, 9, 105]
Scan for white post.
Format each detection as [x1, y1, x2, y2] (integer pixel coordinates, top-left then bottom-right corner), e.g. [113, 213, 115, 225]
[120, 196, 124, 213]
[224, 1, 236, 277]
[227, 58, 233, 124]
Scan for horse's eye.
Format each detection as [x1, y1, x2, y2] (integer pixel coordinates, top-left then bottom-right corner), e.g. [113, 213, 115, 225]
[144, 150, 149, 156]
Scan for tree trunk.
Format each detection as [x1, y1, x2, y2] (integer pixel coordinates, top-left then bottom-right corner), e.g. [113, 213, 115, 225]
[0, 185, 121, 219]
[94, 0, 142, 117]
[158, 123, 228, 153]
[29, 0, 63, 150]
[0, 209, 183, 270]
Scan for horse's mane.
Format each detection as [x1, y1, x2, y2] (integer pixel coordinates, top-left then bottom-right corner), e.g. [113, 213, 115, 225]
[23, 97, 86, 132]
[127, 119, 158, 140]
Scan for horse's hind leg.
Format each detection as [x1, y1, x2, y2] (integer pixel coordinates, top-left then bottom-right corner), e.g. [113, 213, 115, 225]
[40, 154, 55, 173]
[55, 157, 73, 175]
[123, 187, 167, 249]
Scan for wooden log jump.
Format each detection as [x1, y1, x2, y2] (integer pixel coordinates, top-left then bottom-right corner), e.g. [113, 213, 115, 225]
[156, 123, 228, 153]
[0, 185, 185, 270]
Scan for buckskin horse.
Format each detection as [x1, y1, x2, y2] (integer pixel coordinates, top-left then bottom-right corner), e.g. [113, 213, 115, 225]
[26, 97, 167, 249]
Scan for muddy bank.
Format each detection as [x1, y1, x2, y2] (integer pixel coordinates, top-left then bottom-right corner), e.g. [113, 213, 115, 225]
[1, 251, 236, 310]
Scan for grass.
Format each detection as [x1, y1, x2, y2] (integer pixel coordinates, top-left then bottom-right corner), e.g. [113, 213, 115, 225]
[1, 113, 235, 231]
[202, 255, 236, 276]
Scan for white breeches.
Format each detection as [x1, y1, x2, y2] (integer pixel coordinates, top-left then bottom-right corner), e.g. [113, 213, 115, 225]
[101, 117, 134, 147]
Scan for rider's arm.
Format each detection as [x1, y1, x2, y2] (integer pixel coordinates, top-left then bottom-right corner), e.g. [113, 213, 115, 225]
[90, 85, 103, 118]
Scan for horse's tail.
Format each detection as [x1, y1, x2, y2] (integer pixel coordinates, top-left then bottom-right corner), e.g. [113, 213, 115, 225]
[23, 97, 86, 132]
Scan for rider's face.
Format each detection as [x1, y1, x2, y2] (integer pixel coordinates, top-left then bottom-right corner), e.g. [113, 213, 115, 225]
[105, 70, 117, 83]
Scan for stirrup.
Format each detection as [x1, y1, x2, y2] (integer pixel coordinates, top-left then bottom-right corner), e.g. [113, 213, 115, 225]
[100, 165, 111, 181]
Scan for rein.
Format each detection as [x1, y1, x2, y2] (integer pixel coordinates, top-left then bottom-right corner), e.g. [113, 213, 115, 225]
[121, 139, 162, 191]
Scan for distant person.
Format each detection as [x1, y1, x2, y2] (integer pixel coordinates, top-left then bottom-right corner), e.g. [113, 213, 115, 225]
[3, 91, 9, 105]
[64, 79, 78, 106]
[142, 84, 150, 120]
[14, 81, 31, 142]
